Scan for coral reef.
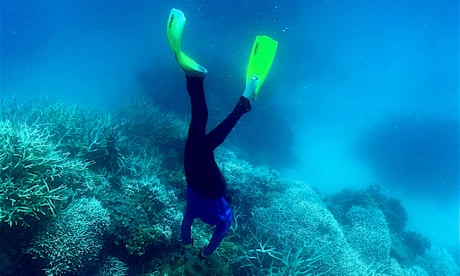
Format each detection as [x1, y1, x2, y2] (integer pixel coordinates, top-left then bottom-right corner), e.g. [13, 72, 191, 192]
[416, 247, 460, 275]
[0, 120, 93, 227]
[0, 97, 458, 275]
[98, 175, 182, 256]
[28, 197, 111, 275]
[97, 256, 129, 276]
[115, 96, 187, 158]
[326, 185, 432, 266]
[344, 206, 392, 263]
[248, 185, 365, 275]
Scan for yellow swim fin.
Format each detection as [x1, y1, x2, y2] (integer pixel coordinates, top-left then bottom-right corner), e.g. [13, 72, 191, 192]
[166, 8, 207, 76]
[245, 35, 278, 99]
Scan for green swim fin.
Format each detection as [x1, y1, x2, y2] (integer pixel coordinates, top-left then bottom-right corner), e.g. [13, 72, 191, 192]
[166, 8, 207, 75]
[166, 8, 185, 55]
[246, 35, 278, 99]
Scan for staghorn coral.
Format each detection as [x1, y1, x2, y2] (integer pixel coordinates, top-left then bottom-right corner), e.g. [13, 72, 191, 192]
[123, 149, 163, 179]
[115, 96, 187, 155]
[97, 256, 129, 276]
[0, 121, 93, 227]
[19, 98, 128, 178]
[75, 114, 128, 178]
[28, 197, 110, 275]
[21, 99, 88, 156]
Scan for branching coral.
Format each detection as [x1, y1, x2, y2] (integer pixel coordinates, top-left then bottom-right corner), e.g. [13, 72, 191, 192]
[216, 148, 286, 214]
[234, 231, 332, 276]
[97, 256, 129, 276]
[0, 121, 70, 227]
[98, 174, 182, 256]
[115, 96, 187, 151]
[75, 114, 128, 177]
[28, 197, 111, 275]
[19, 99, 87, 156]
[19, 99, 128, 178]
[123, 149, 163, 179]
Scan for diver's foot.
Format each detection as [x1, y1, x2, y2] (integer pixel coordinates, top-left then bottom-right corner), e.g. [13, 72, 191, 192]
[242, 75, 259, 102]
[177, 52, 208, 77]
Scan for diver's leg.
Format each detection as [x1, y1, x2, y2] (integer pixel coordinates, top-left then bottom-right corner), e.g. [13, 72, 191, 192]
[205, 78, 257, 150]
[184, 75, 208, 175]
[205, 96, 251, 150]
[186, 75, 208, 141]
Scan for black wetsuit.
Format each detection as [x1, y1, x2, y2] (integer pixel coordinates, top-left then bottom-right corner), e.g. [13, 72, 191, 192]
[181, 75, 250, 256]
[183, 76, 251, 199]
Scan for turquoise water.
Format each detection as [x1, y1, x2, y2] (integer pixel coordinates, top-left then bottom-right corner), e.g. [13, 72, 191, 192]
[1, 0, 458, 275]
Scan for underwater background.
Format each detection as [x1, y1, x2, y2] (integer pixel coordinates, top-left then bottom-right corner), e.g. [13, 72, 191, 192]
[1, 0, 458, 275]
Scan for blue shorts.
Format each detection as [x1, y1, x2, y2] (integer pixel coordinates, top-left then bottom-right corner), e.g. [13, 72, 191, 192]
[185, 187, 232, 226]
[181, 187, 233, 255]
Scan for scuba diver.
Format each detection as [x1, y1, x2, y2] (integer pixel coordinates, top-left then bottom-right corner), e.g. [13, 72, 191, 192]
[166, 8, 278, 259]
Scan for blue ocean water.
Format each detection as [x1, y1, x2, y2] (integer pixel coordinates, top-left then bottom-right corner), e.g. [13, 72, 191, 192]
[1, 0, 459, 274]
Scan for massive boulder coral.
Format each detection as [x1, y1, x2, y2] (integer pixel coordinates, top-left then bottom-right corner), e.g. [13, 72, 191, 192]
[415, 247, 460, 276]
[344, 205, 392, 270]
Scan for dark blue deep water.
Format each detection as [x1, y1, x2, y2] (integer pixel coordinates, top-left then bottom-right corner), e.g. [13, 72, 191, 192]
[1, 0, 459, 275]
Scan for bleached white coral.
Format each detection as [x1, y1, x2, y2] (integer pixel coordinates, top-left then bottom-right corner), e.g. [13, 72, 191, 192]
[416, 247, 460, 276]
[28, 197, 110, 275]
[0, 121, 93, 227]
[344, 205, 392, 263]
[251, 185, 366, 274]
[97, 256, 129, 276]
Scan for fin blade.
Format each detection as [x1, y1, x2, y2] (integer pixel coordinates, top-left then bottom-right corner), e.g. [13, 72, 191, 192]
[166, 8, 186, 54]
[246, 35, 278, 98]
